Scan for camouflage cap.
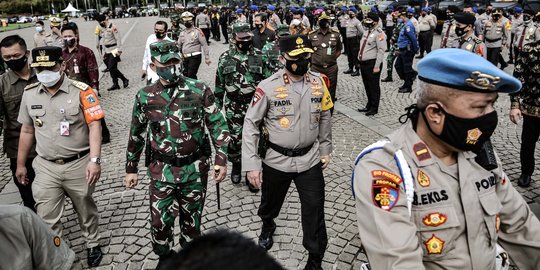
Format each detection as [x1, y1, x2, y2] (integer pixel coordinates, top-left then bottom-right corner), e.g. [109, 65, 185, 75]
[231, 22, 253, 39]
[276, 24, 290, 37]
[150, 40, 181, 63]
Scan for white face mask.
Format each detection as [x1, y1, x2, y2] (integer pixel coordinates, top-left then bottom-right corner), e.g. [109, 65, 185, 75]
[36, 26, 43, 33]
[37, 70, 62, 87]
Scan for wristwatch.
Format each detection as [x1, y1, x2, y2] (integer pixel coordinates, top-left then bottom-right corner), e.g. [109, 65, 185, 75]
[90, 157, 102, 165]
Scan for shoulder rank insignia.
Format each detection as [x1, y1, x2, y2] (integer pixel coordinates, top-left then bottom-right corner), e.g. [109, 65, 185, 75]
[413, 142, 431, 161]
[422, 212, 447, 227]
[371, 170, 401, 211]
[425, 234, 444, 254]
[275, 92, 288, 99]
[417, 169, 430, 187]
[72, 80, 89, 91]
[24, 82, 40, 91]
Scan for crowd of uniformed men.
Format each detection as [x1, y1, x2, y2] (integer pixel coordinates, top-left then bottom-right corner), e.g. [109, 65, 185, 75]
[0, 2, 540, 270]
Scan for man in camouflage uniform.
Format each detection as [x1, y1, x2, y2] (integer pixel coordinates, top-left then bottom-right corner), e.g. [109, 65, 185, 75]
[382, 11, 403, 82]
[124, 40, 230, 269]
[215, 22, 270, 192]
[262, 24, 290, 74]
[167, 14, 183, 41]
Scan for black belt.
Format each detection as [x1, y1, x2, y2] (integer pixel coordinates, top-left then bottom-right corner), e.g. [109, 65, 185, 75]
[104, 43, 117, 48]
[420, 30, 432, 33]
[154, 151, 202, 167]
[313, 63, 337, 69]
[45, 149, 90, 165]
[359, 59, 375, 65]
[268, 141, 313, 157]
[485, 38, 501, 42]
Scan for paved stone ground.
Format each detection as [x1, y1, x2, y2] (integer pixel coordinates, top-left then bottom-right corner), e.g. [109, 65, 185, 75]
[0, 16, 538, 270]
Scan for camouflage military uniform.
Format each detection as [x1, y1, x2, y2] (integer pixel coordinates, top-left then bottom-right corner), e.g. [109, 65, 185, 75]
[214, 23, 270, 185]
[168, 15, 183, 41]
[383, 21, 404, 81]
[261, 24, 290, 74]
[125, 41, 230, 256]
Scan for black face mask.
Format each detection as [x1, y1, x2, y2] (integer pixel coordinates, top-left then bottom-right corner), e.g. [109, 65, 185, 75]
[255, 23, 264, 29]
[5, 55, 27, 72]
[155, 31, 166, 39]
[422, 104, 498, 152]
[99, 22, 106, 27]
[455, 26, 468, 37]
[64, 38, 77, 47]
[486, 10, 492, 15]
[184, 21, 193, 28]
[492, 15, 501, 21]
[285, 57, 311, 76]
[407, 14, 413, 19]
[447, 13, 454, 20]
[319, 20, 329, 29]
[236, 39, 252, 52]
[523, 16, 532, 23]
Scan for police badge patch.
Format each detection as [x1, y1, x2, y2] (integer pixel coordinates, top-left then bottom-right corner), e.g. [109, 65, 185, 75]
[372, 182, 399, 211]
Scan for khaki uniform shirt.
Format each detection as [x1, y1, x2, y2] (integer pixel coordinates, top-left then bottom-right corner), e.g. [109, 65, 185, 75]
[454, 34, 487, 58]
[196, 13, 211, 29]
[178, 27, 210, 59]
[418, 15, 435, 32]
[511, 14, 523, 35]
[357, 27, 387, 68]
[410, 17, 420, 34]
[484, 20, 509, 48]
[98, 23, 122, 53]
[18, 77, 101, 160]
[440, 20, 457, 48]
[513, 23, 540, 50]
[309, 28, 343, 68]
[0, 69, 38, 158]
[0, 205, 75, 270]
[242, 70, 333, 173]
[345, 17, 363, 38]
[353, 123, 540, 270]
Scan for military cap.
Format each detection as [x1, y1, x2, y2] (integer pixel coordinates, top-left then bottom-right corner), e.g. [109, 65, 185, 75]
[149, 40, 181, 64]
[493, 9, 503, 15]
[341, 6, 349, 11]
[290, 7, 298, 12]
[370, 6, 378, 12]
[422, 7, 429, 12]
[276, 24, 290, 36]
[231, 22, 253, 39]
[279, 34, 314, 57]
[406, 7, 415, 13]
[236, 8, 243, 13]
[50, 17, 62, 26]
[300, 8, 306, 12]
[472, 6, 478, 13]
[31, 46, 63, 67]
[171, 14, 180, 20]
[417, 49, 521, 93]
[318, 11, 334, 21]
[447, 5, 460, 13]
[454, 12, 476, 25]
[313, 9, 323, 16]
[349, 7, 358, 13]
[514, 6, 523, 13]
[388, 6, 394, 11]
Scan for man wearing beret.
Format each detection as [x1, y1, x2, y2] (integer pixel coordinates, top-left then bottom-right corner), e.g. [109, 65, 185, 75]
[395, 9, 419, 93]
[124, 40, 229, 269]
[242, 34, 333, 269]
[16, 46, 104, 267]
[453, 12, 487, 58]
[353, 49, 540, 269]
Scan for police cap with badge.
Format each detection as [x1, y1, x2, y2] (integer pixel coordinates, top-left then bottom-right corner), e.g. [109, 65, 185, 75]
[30, 46, 63, 68]
[279, 34, 314, 57]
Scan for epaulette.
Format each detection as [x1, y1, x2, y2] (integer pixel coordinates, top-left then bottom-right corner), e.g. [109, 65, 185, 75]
[72, 80, 89, 91]
[473, 37, 483, 44]
[330, 27, 340, 33]
[24, 82, 40, 91]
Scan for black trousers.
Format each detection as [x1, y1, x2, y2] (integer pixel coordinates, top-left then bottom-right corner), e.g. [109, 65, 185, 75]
[221, 24, 228, 41]
[521, 114, 540, 176]
[9, 158, 36, 212]
[418, 30, 433, 55]
[487, 47, 501, 66]
[509, 33, 515, 60]
[201, 28, 211, 43]
[395, 49, 416, 88]
[312, 64, 338, 114]
[258, 162, 328, 257]
[183, 54, 202, 80]
[211, 26, 221, 41]
[346, 37, 360, 71]
[359, 59, 382, 111]
[385, 26, 394, 49]
[104, 53, 127, 86]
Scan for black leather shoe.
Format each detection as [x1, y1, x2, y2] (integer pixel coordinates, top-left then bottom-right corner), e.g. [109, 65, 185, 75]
[156, 250, 176, 270]
[102, 68, 109, 73]
[304, 253, 323, 270]
[365, 109, 378, 116]
[398, 87, 412, 93]
[231, 163, 241, 184]
[123, 79, 129, 88]
[246, 176, 260, 193]
[351, 71, 360, 76]
[223, 42, 229, 44]
[107, 85, 120, 91]
[415, 54, 424, 59]
[381, 76, 393, 82]
[357, 107, 370, 112]
[343, 69, 353, 74]
[87, 246, 103, 268]
[518, 174, 532, 188]
[258, 220, 276, 251]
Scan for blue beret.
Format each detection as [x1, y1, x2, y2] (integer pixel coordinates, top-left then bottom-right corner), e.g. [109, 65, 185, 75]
[290, 7, 298, 12]
[427, 7, 432, 11]
[341, 6, 349, 11]
[417, 49, 521, 94]
[407, 7, 415, 13]
[514, 7, 523, 13]
[371, 6, 378, 12]
[236, 8, 243, 13]
[300, 8, 306, 12]
[472, 6, 478, 13]
[268, 5, 275, 11]
[250, 5, 258, 11]
[421, 7, 428, 12]
[349, 7, 358, 13]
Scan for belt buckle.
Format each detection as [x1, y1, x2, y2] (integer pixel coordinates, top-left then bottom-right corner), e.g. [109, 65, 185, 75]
[55, 159, 65, 165]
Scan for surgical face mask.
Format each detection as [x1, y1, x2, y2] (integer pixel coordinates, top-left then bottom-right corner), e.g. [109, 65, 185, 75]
[363, 21, 374, 28]
[422, 104, 498, 152]
[64, 37, 76, 47]
[35, 26, 43, 33]
[236, 39, 252, 52]
[156, 64, 182, 84]
[184, 21, 193, 28]
[285, 57, 311, 76]
[37, 69, 62, 88]
[447, 13, 454, 19]
[5, 55, 28, 72]
[155, 31, 166, 39]
[319, 20, 329, 29]
[455, 25, 468, 37]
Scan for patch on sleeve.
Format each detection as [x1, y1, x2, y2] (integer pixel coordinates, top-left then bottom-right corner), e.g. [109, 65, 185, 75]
[371, 170, 402, 184]
[252, 88, 265, 106]
[80, 87, 105, 124]
[321, 82, 334, 111]
[372, 179, 399, 211]
[422, 212, 447, 227]
[425, 234, 444, 254]
[53, 236, 61, 247]
[413, 142, 431, 161]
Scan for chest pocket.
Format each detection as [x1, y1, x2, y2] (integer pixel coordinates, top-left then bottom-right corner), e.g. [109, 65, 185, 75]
[413, 206, 461, 260]
[64, 106, 81, 124]
[248, 55, 263, 76]
[29, 109, 46, 126]
[479, 191, 502, 248]
[310, 91, 323, 130]
[271, 97, 295, 130]
[3, 92, 23, 120]
[222, 61, 237, 85]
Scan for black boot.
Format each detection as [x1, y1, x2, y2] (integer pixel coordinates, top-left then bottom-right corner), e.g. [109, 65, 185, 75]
[343, 69, 353, 74]
[231, 162, 241, 184]
[398, 87, 412, 93]
[123, 78, 130, 88]
[156, 250, 176, 270]
[258, 220, 276, 251]
[107, 84, 120, 91]
[365, 109, 378, 116]
[246, 175, 260, 193]
[304, 253, 323, 270]
[351, 70, 360, 76]
[381, 76, 393, 82]
[87, 246, 103, 268]
[518, 174, 532, 188]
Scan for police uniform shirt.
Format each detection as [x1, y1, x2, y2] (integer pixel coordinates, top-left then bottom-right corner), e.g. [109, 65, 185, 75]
[484, 19, 509, 48]
[513, 23, 540, 49]
[358, 27, 387, 67]
[178, 27, 210, 59]
[17, 77, 100, 160]
[397, 20, 419, 51]
[242, 69, 333, 173]
[511, 14, 524, 35]
[418, 15, 435, 32]
[309, 28, 343, 67]
[33, 32, 53, 48]
[345, 17, 364, 38]
[352, 123, 540, 270]
[410, 17, 420, 34]
[454, 34, 487, 58]
[386, 13, 394, 27]
[440, 20, 457, 48]
[99, 23, 122, 53]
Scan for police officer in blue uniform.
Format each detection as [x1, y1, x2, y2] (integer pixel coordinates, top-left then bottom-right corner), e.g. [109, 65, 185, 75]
[395, 8, 419, 93]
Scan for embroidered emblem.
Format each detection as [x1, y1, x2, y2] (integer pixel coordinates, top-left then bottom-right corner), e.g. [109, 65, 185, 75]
[279, 117, 290, 128]
[276, 107, 291, 114]
[417, 170, 430, 187]
[312, 91, 322, 96]
[372, 183, 399, 211]
[275, 93, 288, 99]
[252, 88, 265, 106]
[422, 212, 447, 227]
[425, 234, 444, 254]
[371, 170, 402, 184]
[413, 142, 431, 161]
[466, 128, 482, 145]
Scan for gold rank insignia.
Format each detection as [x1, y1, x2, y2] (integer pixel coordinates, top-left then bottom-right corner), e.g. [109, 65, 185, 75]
[466, 44, 473, 50]
[465, 71, 501, 91]
[311, 85, 322, 90]
[279, 117, 290, 128]
[466, 128, 482, 145]
[417, 169, 430, 187]
[422, 212, 447, 227]
[425, 234, 445, 254]
[275, 93, 288, 99]
[275, 87, 288, 92]
[496, 214, 500, 233]
[312, 91, 322, 96]
[36, 50, 49, 62]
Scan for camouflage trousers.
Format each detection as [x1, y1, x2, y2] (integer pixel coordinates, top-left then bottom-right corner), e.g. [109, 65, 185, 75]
[386, 47, 397, 79]
[225, 100, 249, 164]
[148, 159, 209, 256]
